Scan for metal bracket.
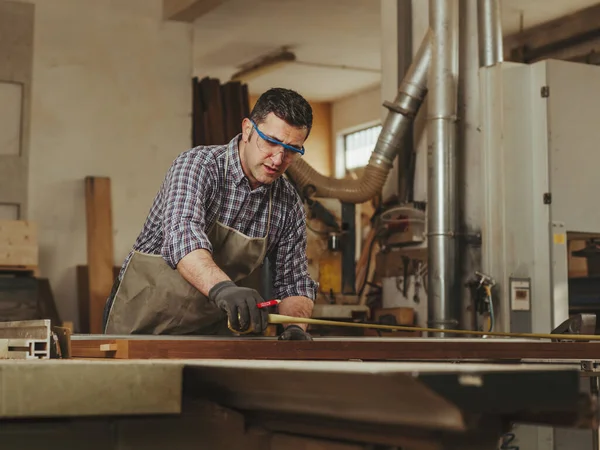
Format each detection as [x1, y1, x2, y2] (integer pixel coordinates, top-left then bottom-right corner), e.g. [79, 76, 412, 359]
[0, 320, 51, 359]
[459, 232, 482, 247]
[581, 360, 600, 373]
[541, 85, 550, 98]
[474, 271, 496, 289]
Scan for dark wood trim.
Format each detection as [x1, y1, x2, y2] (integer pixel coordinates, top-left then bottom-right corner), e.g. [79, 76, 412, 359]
[71, 338, 600, 361]
[504, 4, 600, 63]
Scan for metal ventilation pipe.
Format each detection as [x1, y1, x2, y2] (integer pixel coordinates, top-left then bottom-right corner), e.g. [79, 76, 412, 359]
[478, 0, 503, 67]
[427, 0, 459, 334]
[286, 30, 432, 204]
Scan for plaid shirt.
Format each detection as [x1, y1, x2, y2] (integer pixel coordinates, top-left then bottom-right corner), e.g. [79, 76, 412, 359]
[120, 134, 317, 300]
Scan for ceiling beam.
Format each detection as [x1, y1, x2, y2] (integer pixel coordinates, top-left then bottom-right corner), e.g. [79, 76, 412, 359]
[504, 3, 600, 63]
[163, 0, 226, 22]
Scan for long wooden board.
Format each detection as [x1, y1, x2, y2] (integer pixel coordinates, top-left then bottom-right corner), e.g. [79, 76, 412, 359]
[70, 337, 600, 361]
[85, 177, 114, 334]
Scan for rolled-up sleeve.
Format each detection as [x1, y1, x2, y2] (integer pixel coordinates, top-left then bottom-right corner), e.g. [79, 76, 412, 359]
[272, 195, 318, 300]
[161, 155, 214, 268]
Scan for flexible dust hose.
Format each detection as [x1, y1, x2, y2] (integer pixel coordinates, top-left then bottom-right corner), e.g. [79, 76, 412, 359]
[287, 30, 433, 204]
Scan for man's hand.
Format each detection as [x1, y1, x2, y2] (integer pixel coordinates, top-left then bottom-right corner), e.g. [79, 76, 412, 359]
[278, 324, 313, 341]
[208, 281, 268, 333]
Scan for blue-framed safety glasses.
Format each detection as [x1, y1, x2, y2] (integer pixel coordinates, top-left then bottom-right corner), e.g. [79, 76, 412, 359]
[250, 120, 305, 156]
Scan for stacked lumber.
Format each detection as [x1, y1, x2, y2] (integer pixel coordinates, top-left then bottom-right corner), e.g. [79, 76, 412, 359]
[0, 220, 38, 273]
[192, 77, 250, 146]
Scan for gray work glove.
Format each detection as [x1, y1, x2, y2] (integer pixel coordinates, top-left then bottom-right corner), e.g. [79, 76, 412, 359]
[208, 281, 268, 334]
[278, 324, 313, 341]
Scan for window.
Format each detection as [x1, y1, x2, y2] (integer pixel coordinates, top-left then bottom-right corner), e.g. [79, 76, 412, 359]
[344, 125, 382, 171]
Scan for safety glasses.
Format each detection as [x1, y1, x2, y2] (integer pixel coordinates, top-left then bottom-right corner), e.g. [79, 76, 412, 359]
[250, 120, 305, 157]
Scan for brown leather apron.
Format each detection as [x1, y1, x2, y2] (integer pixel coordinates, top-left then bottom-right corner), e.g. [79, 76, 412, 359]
[104, 149, 272, 335]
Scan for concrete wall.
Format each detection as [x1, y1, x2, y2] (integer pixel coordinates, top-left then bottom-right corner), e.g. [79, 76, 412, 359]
[24, 0, 193, 329]
[0, 1, 33, 220]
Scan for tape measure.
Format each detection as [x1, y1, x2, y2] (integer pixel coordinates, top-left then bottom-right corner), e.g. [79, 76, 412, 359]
[267, 314, 600, 342]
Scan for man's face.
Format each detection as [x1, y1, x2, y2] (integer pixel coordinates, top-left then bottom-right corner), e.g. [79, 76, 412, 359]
[240, 113, 308, 189]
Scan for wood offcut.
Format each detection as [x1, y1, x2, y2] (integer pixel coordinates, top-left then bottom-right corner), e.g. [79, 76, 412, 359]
[0, 220, 38, 267]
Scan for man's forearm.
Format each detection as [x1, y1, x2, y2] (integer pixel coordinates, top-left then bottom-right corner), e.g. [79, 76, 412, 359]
[177, 249, 230, 296]
[278, 296, 314, 331]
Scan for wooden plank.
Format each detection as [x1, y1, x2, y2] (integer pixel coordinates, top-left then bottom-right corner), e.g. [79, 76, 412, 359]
[163, 0, 225, 22]
[504, 3, 600, 62]
[84, 177, 114, 334]
[0, 220, 37, 266]
[70, 338, 600, 361]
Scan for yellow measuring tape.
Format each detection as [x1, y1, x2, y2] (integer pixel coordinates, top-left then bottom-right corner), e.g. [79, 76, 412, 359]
[268, 314, 600, 342]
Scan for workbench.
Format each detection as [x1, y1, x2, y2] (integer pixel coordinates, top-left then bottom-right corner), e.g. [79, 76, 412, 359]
[0, 329, 598, 450]
[0, 357, 591, 450]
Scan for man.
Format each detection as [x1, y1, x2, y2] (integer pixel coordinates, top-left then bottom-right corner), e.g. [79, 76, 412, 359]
[103, 88, 316, 340]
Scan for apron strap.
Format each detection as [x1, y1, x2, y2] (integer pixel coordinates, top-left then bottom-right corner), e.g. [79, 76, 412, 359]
[218, 142, 273, 241]
[264, 186, 273, 238]
[213, 145, 230, 223]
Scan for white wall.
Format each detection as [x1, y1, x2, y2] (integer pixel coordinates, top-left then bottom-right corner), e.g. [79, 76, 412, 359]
[332, 85, 381, 136]
[331, 85, 381, 177]
[26, 0, 192, 329]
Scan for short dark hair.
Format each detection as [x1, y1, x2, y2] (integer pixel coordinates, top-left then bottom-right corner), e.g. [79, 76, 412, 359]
[249, 88, 313, 137]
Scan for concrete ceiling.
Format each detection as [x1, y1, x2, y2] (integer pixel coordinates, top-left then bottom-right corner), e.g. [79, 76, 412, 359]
[192, 0, 381, 102]
[192, 0, 600, 103]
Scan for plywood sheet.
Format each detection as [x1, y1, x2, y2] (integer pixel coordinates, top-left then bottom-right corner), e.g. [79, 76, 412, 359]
[0, 219, 37, 266]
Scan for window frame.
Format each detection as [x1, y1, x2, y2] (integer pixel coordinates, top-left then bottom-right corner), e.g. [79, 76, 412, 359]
[335, 120, 382, 178]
